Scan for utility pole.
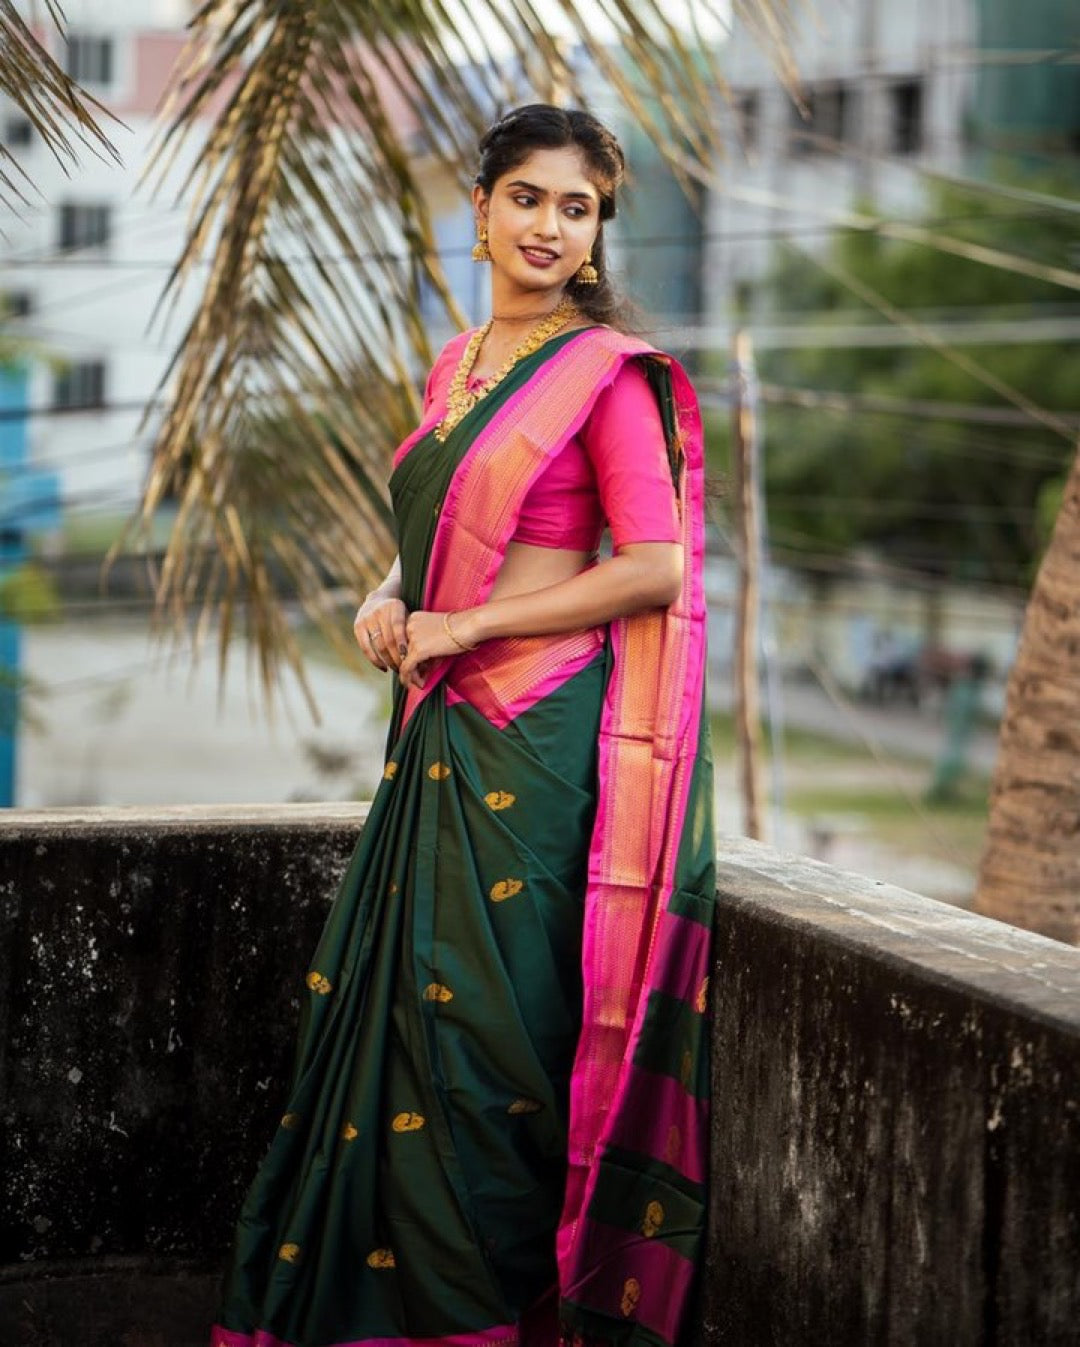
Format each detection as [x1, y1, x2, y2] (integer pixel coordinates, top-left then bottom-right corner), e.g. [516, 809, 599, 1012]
[731, 328, 764, 839]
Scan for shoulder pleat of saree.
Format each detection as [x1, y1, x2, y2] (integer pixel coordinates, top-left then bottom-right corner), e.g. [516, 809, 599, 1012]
[398, 326, 715, 1347]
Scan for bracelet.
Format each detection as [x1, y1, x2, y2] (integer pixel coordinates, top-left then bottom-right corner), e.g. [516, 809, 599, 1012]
[443, 611, 477, 653]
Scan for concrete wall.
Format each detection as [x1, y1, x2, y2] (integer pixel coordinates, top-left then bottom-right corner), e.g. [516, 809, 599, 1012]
[1, 807, 1078, 1346]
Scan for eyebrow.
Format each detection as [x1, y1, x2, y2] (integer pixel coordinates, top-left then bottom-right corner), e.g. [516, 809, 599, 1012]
[505, 178, 597, 203]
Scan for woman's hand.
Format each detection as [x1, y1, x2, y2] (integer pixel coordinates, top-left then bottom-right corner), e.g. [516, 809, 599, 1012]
[354, 593, 409, 673]
[397, 610, 477, 690]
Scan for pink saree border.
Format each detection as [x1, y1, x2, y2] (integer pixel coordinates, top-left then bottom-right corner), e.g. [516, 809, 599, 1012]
[210, 1323, 518, 1347]
[558, 359, 708, 1339]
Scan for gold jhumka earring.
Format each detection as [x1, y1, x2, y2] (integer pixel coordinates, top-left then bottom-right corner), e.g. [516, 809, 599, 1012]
[471, 224, 491, 263]
[574, 250, 599, 285]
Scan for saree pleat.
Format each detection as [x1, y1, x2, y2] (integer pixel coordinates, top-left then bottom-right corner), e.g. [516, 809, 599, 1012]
[212, 328, 714, 1347]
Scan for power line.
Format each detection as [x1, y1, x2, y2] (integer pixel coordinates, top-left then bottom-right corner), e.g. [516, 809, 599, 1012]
[0, 396, 160, 422]
[755, 382, 1080, 430]
[765, 495, 1039, 521]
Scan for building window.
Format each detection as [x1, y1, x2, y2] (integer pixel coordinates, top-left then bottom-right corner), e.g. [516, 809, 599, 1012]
[789, 84, 850, 155]
[3, 116, 32, 148]
[890, 79, 924, 155]
[734, 91, 759, 153]
[2, 292, 32, 320]
[58, 202, 111, 252]
[53, 361, 106, 411]
[66, 34, 113, 86]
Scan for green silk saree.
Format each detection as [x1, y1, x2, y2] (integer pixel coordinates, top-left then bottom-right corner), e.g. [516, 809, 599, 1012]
[212, 326, 715, 1347]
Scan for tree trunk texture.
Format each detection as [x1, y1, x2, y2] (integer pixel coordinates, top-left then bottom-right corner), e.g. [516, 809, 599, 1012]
[974, 444, 1080, 944]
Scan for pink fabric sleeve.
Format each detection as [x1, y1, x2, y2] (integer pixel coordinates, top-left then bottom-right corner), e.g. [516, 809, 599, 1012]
[581, 358, 681, 548]
[422, 331, 472, 413]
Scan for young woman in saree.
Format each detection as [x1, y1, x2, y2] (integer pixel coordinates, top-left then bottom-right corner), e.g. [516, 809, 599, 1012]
[212, 104, 715, 1347]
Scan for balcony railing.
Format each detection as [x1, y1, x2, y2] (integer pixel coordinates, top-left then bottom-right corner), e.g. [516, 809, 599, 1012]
[2, 805, 1078, 1346]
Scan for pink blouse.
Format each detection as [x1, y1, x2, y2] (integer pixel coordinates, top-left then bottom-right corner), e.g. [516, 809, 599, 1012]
[426, 339, 681, 553]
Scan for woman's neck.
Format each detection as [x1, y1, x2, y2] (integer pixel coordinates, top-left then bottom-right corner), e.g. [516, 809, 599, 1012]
[487, 279, 566, 325]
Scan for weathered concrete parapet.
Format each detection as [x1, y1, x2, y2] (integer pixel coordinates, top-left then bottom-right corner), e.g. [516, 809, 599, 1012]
[0, 805, 364, 1347]
[1, 809, 1078, 1346]
[703, 838, 1080, 1347]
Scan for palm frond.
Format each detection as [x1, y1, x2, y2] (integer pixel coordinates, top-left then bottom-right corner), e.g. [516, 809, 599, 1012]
[0, 0, 120, 211]
[135, 0, 799, 713]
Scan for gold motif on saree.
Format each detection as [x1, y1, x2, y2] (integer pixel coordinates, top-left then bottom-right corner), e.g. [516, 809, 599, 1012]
[427, 761, 451, 781]
[388, 881, 399, 895]
[620, 1278, 641, 1317]
[695, 976, 709, 1013]
[641, 1200, 665, 1237]
[680, 1048, 693, 1088]
[383, 762, 398, 780]
[484, 790, 516, 811]
[280, 1112, 300, 1130]
[489, 878, 523, 902]
[278, 1243, 300, 1263]
[366, 1248, 396, 1269]
[341, 1122, 358, 1141]
[422, 983, 454, 1002]
[306, 971, 332, 995]
[391, 1111, 426, 1133]
[507, 1097, 542, 1115]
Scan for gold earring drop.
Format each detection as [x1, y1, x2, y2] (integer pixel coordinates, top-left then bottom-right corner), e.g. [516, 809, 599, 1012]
[575, 250, 599, 285]
[472, 224, 491, 263]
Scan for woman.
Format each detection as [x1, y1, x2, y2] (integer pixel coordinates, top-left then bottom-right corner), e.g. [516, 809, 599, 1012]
[212, 104, 715, 1347]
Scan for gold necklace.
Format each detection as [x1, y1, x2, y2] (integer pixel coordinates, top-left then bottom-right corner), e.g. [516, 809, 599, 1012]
[434, 296, 578, 442]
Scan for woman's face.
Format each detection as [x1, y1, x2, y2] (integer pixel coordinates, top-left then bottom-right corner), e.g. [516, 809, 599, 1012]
[473, 145, 602, 300]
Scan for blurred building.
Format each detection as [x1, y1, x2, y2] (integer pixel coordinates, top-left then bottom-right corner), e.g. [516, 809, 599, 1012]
[705, 0, 979, 330]
[0, 0, 199, 534]
[705, 0, 1079, 332]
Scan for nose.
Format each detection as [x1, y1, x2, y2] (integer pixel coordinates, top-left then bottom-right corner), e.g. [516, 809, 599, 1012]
[532, 201, 560, 240]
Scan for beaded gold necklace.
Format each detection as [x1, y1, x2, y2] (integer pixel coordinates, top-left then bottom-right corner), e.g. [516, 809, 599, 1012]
[433, 296, 579, 442]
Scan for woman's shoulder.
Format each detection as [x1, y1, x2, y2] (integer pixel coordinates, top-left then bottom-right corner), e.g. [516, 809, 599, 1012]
[569, 323, 659, 361]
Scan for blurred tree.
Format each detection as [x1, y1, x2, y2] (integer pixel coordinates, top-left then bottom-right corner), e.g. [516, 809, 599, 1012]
[753, 181, 1079, 585]
[975, 442, 1080, 943]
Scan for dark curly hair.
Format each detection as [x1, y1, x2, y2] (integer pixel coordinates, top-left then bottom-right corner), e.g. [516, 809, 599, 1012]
[475, 104, 631, 328]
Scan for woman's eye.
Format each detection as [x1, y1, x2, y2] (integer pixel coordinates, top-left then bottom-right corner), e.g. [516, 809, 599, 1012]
[513, 194, 537, 207]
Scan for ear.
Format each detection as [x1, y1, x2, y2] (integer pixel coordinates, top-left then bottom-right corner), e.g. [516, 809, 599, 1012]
[471, 184, 489, 223]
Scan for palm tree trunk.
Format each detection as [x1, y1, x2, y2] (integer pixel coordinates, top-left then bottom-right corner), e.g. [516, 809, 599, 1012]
[974, 442, 1080, 944]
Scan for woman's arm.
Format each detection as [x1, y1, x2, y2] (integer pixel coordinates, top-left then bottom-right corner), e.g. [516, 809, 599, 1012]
[397, 541, 682, 687]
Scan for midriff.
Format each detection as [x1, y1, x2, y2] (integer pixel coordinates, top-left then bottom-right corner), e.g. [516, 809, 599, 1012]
[487, 540, 594, 604]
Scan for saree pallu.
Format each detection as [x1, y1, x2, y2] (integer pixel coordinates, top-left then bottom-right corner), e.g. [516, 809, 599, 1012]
[212, 326, 715, 1347]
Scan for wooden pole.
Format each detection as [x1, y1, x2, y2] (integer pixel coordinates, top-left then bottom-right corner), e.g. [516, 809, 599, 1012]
[731, 328, 764, 839]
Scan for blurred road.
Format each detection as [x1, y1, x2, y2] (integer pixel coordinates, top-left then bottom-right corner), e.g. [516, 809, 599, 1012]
[19, 621, 998, 818]
[711, 677, 1000, 776]
[18, 620, 387, 809]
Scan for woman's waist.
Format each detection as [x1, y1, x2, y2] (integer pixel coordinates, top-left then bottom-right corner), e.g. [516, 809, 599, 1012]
[487, 541, 597, 603]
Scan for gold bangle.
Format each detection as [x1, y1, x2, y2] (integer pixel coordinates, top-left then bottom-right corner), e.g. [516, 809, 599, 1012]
[443, 611, 477, 653]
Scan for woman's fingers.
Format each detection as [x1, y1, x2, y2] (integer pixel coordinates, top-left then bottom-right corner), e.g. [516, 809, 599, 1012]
[355, 598, 410, 671]
[397, 646, 427, 690]
[390, 607, 408, 663]
[366, 624, 389, 671]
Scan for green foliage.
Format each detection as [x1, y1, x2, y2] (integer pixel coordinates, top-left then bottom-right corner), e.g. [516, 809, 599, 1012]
[751, 178, 1079, 584]
[0, 563, 61, 623]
